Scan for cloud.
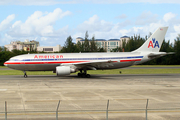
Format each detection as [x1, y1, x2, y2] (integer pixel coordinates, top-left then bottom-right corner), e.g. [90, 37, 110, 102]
[174, 25, 180, 33]
[1, 9, 180, 47]
[74, 11, 180, 44]
[0, 0, 70, 5]
[0, 0, 86, 5]
[76, 15, 133, 39]
[75, 13, 165, 40]
[135, 11, 158, 25]
[8, 8, 71, 37]
[163, 12, 176, 22]
[86, 0, 180, 4]
[115, 14, 127, 19]
[77, 15, 132, 35]
[1, 0, 180, 5]
[0, 33, 13, 45]
[1, 8, 71, 46]
[119, 29, 131, 36]
[77, 15, 113, 33]
[93, 0, 177, 4]
[0, 14, 15, 31]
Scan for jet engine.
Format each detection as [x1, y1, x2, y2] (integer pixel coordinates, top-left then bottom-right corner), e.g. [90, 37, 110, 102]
[56, 66, 76, 76]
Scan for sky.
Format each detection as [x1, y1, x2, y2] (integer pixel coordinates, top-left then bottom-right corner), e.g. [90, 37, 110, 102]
[0, 0, 180, 46]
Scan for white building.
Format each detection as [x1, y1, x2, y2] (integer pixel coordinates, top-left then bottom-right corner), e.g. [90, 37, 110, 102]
[120, 36, 130, 47]
[37, 45, 62, 52]
[4, 40, 39, 51]
[76, 37, 83, 43]
[107, 39, 121, 52]
[76, 36, 130, 52]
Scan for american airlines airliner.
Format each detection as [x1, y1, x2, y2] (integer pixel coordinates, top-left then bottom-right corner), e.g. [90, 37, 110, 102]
[4, 27, 172, 78]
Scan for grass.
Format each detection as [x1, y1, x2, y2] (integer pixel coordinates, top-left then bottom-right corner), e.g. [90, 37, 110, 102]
[0, 66, 7, 68]
[132, 65, 180, 67]
[86, 69, 180, 74]
[0, 70, 55, 75]
[0, 66, 180, 75]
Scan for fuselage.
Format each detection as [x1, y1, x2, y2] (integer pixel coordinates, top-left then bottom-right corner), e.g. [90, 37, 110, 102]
[4, 52, 150, 71]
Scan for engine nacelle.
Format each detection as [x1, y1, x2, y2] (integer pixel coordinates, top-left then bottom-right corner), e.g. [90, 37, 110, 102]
[56, 66, 76, 76]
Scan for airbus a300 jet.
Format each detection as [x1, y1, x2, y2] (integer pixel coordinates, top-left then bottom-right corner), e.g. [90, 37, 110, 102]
[4, 27, 172, 78]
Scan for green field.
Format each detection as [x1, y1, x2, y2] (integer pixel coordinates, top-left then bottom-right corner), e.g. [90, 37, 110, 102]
[0, 65, 180, 75]
[131, 65, 180, 67]
[0, 66, 7, 68]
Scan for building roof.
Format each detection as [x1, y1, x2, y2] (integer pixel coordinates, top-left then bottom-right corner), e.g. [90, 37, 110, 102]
[80, 39, 106, 41]
[79, 38, 124, 42]
[108, 39, 120, 41]
[121, 36, 130, 38]
[95, 39, 106, 41]
[76, 37, 83, 39]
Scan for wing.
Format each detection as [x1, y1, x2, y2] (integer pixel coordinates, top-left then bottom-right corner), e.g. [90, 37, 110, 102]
[60, 60, 117, 70]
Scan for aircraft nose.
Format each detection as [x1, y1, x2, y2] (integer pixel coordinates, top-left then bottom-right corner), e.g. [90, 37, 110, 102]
[4, 62, 8, 66]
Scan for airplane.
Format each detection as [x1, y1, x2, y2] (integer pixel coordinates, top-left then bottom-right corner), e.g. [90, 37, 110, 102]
[4, 27, 173, 78]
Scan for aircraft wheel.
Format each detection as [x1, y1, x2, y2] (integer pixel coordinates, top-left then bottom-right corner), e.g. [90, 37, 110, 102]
[78, 73, 82, 77]
[81, 73, 86, 78]
[23, 71, 27, 78]
[24, 74, 27, 78]
[86, 74, 91, 78]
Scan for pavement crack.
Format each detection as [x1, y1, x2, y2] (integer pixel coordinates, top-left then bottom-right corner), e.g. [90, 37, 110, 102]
[17, 83, 27, 119]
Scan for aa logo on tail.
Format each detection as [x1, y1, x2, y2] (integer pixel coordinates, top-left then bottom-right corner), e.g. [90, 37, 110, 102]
[148, 38, 159, 48]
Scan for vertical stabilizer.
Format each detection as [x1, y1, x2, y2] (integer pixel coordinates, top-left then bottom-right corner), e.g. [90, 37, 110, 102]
[133, 27, 168, 52]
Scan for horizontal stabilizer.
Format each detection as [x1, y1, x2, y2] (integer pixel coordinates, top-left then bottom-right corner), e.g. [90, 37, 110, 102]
[148, 52, 175, 59]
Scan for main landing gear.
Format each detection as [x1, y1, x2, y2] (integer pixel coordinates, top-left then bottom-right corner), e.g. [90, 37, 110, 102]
[77, 69, 91, 78]
[23, 71, 27, 78]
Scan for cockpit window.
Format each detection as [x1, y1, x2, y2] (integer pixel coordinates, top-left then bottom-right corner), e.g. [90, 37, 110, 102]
[9, 59, 16, 61]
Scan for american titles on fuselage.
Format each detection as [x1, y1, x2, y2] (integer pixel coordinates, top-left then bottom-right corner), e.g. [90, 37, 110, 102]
[34, 55, 63, 59]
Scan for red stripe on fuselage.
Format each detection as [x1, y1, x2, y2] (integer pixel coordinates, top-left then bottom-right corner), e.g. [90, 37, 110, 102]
[120, 59, 141, 62]
[4, 61, 89, 65]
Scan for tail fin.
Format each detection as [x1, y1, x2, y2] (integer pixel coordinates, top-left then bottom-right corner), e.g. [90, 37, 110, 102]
[133, 27, 168, 52]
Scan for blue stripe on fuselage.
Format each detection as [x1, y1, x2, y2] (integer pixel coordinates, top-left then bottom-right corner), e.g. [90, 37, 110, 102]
[12, 56, 144, 61]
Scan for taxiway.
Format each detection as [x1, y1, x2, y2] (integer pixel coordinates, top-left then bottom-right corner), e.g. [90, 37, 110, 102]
[0, 74, 180, 120]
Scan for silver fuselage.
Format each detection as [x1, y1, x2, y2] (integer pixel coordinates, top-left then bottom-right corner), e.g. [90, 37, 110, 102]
[4, 52, 150, 71]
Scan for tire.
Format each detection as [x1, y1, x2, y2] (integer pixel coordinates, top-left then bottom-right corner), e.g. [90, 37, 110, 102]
[86, 74, 91, 78]
[82, 73, 86, 78]
[78, 73, 82, 77]
[24, 74, 27, 78]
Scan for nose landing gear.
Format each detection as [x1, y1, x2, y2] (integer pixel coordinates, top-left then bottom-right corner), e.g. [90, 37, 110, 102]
[23, 71, 27, 78]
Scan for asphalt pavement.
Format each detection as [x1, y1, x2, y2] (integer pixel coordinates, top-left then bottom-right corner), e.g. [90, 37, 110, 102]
[0, 74, 180, 120]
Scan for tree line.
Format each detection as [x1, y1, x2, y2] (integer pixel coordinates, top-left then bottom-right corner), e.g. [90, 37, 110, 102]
[60, 31, 105, 53]
[0, 32, 180, 66]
